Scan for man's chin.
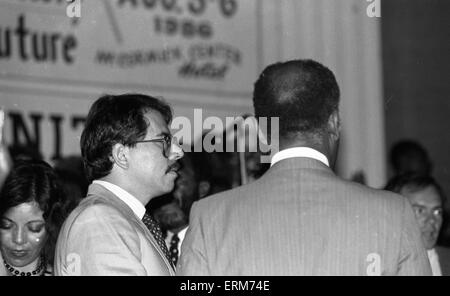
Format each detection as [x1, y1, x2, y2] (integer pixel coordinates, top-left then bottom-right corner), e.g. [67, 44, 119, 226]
[423, 235, 438, 250]
[160, 180, 176, 194]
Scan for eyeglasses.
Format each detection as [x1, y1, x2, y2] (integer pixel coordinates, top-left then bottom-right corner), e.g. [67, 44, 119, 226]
[134, 134, 173, 158]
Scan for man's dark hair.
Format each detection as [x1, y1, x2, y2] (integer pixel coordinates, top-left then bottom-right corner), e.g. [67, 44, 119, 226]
[80, 93, 172, 181]
[253, 59, 340, 137]
[385, 173, 446, 204]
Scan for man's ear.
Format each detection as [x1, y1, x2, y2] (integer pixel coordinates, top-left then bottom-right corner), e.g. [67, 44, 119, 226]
[110, 143, 129, 170]
[327, 110, 340, 141]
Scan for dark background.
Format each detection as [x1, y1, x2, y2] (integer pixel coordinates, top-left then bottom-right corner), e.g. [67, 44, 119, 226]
[382, 0, 450, 208]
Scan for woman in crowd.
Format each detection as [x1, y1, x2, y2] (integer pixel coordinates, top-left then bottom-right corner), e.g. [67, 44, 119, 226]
[0, 159, 73, 276]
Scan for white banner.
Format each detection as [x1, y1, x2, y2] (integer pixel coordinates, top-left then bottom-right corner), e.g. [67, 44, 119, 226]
[0, 0, 260, 96]
[0, 0, 386, 188]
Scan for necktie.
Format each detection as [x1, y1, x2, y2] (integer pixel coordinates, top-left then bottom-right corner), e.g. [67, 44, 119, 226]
[142, 213, 174, 270]
[169, 233, 180, 266]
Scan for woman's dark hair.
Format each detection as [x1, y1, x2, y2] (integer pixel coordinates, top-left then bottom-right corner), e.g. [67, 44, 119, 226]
[0, 159, 73, 265]
[80, 93, 173, 181]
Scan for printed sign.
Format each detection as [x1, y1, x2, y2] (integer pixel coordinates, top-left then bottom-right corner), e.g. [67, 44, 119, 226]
[0, 0, 260, 96]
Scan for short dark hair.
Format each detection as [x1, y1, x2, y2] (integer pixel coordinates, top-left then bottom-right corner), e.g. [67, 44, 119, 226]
[253, 59, 340, 137]
[0, 159, 72, 265]
[385, 173, 446, 204]
[80, 93, 173, 181]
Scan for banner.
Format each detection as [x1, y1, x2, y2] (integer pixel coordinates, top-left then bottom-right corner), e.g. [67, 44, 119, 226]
[0, 0, 386, 188]
[0, 0, 260, 96]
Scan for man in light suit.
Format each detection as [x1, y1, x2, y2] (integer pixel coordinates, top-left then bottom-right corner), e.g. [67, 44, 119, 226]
[177, 59, 432, 275]
[54, 94, 183, 275]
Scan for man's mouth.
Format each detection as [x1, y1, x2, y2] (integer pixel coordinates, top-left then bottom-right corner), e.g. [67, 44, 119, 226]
[422, 229, 438, 240]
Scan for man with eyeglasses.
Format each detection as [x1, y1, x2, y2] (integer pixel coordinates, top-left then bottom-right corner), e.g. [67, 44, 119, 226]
[386, 174, 450, 275]
[54, 94, 183, 275]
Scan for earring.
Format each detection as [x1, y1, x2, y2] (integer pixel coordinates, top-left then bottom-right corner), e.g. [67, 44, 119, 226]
[36, 238, 40, 242]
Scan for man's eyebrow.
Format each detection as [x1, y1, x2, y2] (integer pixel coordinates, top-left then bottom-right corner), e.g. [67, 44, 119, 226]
[156, 132, 170, 137]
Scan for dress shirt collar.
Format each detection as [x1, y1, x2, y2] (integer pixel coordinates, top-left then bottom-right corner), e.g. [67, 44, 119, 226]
[427, 248, 442, 276]
[166, 226, 188, 251]
[270, 147, 329, 167]
[93, 180, 146, 220]
[167, 226, 188, 242]
[177, 226, 188, 243]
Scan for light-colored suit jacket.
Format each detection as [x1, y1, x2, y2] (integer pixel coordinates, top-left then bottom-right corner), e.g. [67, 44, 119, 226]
[178, 158, 432, 276]
[54, 183, 175, 276]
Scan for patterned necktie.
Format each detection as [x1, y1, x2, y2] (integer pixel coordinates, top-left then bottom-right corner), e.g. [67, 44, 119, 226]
[142, 213, 174, 270]
[169, 233, 180, 266]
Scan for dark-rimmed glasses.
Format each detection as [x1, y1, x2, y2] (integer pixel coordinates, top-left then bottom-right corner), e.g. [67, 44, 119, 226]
[134, 134, 173, 158]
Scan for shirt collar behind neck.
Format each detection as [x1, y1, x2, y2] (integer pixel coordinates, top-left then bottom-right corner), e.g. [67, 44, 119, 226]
[93, 180, 146, 220]
[270, 147, 329, 167]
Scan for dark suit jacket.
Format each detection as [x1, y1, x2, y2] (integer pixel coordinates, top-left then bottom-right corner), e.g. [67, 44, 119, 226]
[436, 246, 450, 276]
[178, 157, 431, 275]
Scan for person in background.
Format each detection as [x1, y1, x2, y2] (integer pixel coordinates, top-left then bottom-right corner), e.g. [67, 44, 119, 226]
[54, 155, 89, 211]
[389, 140, 432, 177]
[389, 140, 450, 247]
[148, 151, 211, 268]
[178, 59, 431, 275]
[385, 174, 450, 275]
[0, 159, 72, 276]
[54, 94, 183, 276]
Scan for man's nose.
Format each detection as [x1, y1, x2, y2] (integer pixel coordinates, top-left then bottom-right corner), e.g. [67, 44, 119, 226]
[169, 140, 184, 161]
[427, 213, 438, 223]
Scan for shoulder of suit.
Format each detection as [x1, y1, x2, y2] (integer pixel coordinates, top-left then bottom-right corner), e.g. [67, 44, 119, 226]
[196, 181, 254, 206]
[340, 178, 407, 205]
[194, 176, 408, 215]
[65, 195, 130, 227]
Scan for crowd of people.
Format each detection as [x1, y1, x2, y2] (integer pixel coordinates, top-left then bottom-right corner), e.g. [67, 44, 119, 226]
[0, 59, 448, 276]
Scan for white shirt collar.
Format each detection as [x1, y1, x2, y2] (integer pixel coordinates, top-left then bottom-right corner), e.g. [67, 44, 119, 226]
[166, 227, 188, 253]
[177, 227, 188, 243]
[270, 147, 329, 167]
[93, 180, 146, 220]
[427, 248, 442, 276]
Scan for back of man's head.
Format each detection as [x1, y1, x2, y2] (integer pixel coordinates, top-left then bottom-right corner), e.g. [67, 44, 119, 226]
[80, 93, 172, 182]
[253, 59, 340, 139]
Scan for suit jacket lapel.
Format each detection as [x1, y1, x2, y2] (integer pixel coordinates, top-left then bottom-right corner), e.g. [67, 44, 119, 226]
[86, 184, 175, 274]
